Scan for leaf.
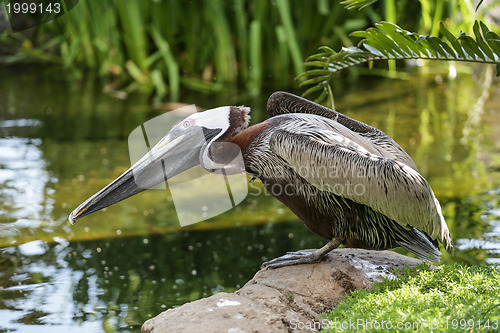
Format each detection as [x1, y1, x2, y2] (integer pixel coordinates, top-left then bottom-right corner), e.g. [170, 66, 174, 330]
[439, 23, 466, 59]
[427, 36, 451, 58]
[315, 87, 328, 103]
[340, 0, 378, 10]
[377, 22, 419, 57]
[485, 37, 500, 60]
[472, 21, 495, 60]
[302, 82, 327, 97]
[299, 74, 331, 86]
[475, 0, 484, 12]
[297, 20, 500, 104]
[459, 35, 483, 60]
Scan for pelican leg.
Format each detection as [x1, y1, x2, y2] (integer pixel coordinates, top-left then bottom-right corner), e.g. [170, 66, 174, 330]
[262, 237, 343, 269]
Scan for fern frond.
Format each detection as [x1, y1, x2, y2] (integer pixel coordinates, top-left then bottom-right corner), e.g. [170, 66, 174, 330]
[298, 20, 500, 104]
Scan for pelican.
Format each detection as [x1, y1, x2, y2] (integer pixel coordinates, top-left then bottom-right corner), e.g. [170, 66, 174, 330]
[69, 91, 453, 268]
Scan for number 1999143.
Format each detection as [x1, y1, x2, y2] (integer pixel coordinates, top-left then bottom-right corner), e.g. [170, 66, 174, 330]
[5, 2, 61, 14]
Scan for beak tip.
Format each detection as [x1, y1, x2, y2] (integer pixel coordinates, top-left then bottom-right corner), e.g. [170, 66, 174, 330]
[68, 211, 78, 225]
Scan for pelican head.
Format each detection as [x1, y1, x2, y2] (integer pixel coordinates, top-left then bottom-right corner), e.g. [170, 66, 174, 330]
[69, 106, 250, 224]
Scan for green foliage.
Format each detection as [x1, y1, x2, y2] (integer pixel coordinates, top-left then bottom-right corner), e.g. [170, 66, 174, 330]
[1, 1, 499, 101]
[341, 0, 379, 11]
[321, 264, 500, 333]
[0, 0, 365, 100]
[299, 20, 500, 105]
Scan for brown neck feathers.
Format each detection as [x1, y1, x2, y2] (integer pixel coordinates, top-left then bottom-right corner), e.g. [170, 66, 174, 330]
[230, 121, 270, 154]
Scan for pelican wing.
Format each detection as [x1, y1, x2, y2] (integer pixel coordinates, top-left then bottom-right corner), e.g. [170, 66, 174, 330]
[269, 128, 452, 250]
[267, 91, 418, 170]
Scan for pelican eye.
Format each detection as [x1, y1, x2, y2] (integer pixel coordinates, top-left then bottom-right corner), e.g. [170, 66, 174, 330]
[182, 120, 190, 128]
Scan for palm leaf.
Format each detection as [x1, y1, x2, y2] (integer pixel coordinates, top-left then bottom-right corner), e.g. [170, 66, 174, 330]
[340, 0, 379, 10]
[298, 20, 500, 104]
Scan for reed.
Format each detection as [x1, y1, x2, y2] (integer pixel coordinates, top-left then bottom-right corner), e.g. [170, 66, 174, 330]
[0, 0, 489, 100]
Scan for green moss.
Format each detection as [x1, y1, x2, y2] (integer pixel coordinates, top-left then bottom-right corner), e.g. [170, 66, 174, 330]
[321, 264, 500, 332]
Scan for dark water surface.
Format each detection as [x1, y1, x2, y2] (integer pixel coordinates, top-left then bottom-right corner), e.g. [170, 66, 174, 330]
[0, 65, 499, 332]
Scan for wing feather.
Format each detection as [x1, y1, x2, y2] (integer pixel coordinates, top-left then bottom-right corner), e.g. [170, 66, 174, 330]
[267, 91, 418, 170]
[269, 128, 452, 250]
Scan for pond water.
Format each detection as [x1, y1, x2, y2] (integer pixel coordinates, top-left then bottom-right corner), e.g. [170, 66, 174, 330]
[0, 65, 499, 332]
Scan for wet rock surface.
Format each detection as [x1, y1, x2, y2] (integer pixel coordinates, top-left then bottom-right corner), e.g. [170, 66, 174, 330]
[142, 249, 424, 333]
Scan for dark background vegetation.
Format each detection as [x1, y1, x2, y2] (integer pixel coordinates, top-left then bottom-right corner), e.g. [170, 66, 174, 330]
[2, 0, 497, 100]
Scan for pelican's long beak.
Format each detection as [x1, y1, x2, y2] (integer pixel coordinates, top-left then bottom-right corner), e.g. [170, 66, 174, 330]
[69, 126, 219, 224]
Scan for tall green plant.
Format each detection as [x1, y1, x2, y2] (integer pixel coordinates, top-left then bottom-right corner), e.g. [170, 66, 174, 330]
[0, 1, 368, 99]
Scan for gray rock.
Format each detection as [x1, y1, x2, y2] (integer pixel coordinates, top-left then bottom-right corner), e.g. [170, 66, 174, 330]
[142, 249, 424, 333]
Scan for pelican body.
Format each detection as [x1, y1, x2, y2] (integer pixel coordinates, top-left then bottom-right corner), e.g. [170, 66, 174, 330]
[70, 92, 453, 267]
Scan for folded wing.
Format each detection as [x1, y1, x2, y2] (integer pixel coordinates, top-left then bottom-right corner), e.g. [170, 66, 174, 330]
[267, 91, 418, 171]
[269, 126, 452, 251]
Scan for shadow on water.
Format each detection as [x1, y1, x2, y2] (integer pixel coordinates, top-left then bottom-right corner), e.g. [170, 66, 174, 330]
[0, 65, 499, 332]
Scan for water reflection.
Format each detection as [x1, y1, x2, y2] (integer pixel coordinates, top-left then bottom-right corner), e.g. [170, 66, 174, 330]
[1, 238, 106, 332]
[0, 223, 325, 332]
[455, 187, 500, 264]
[0, 65, 499, 332]
[0, 137, 56, 242]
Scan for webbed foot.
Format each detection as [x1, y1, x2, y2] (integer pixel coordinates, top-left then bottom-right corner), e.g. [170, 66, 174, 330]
[262, 237, 344, 269]
[262, 250, 322, 269]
